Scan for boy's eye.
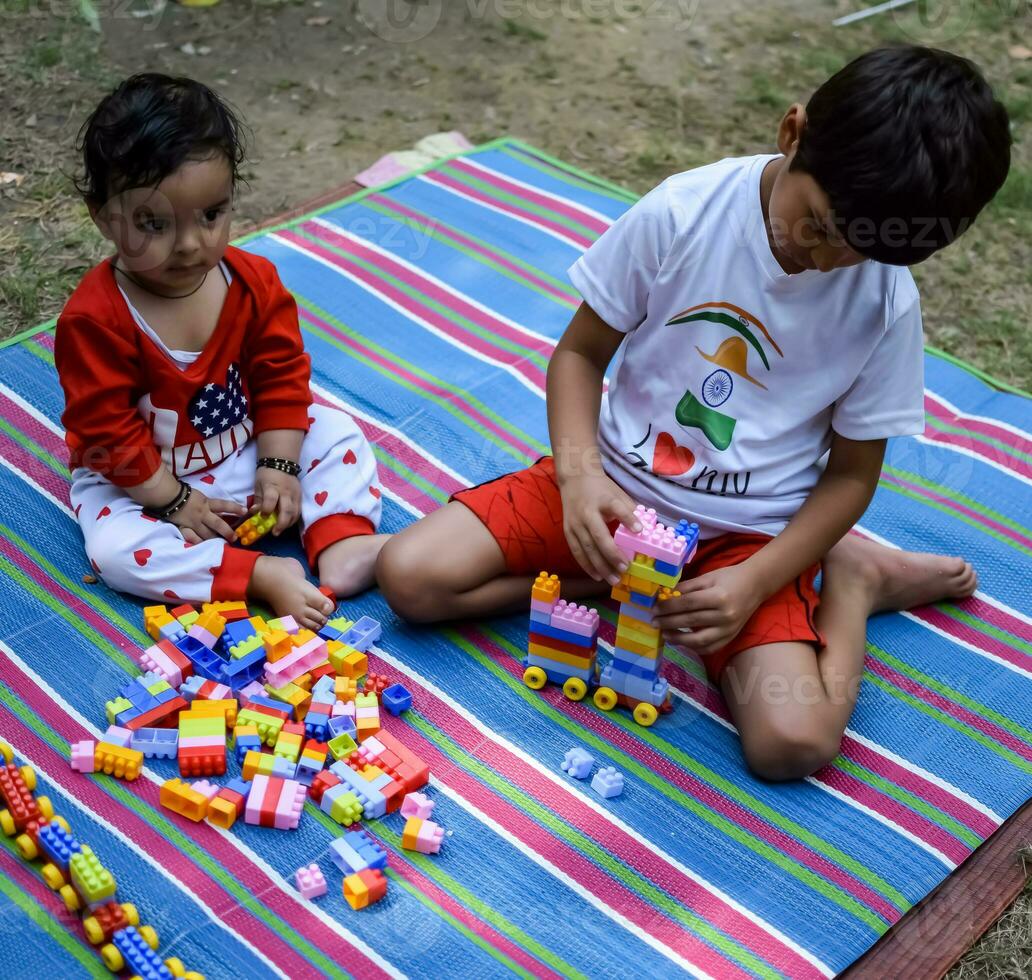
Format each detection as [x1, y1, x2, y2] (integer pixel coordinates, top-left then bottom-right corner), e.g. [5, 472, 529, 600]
[202, 207, 227, 223]
[134, 210, 167, 233]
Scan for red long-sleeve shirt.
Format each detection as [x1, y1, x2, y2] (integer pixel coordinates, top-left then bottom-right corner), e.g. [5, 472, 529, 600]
[55, 246, 312, 488]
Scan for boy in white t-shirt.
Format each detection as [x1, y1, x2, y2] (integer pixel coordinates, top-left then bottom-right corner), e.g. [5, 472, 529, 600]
[377, 46, 1010, 780]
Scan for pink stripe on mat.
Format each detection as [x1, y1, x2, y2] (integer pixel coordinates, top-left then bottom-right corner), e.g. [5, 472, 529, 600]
[280, 230, 548, 393]
[391, 714, 760, 980]
[302, 219, 555, 359]
[865, 656, 1032, 763]
[424, 171, 595, 249]
[910, 607, 1032, 675]
[369, 194, 579, 306]
[371, 668, 826, 980]
[962, 597, 1032, 646]
[0, 389, 68, 461]
[473, 630, 902, 923]
[0, 429, 71, 506]
[298, 307, 537, 461]
[448, 158, 611, 235]
[920, 427, 1032, 481]
[925, 392, 1032, 459]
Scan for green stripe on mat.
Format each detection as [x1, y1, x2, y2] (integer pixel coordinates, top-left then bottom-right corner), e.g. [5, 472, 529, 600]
[467, 627, 902, 927]
[924, 412, 1031, 463]
[934, 603, 1032, 657]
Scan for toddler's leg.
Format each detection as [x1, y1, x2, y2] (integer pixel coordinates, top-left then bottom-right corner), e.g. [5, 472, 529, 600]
[722, 534, 977, 781]
[297, 405, 388, 597]
[71, 469, 256, 605]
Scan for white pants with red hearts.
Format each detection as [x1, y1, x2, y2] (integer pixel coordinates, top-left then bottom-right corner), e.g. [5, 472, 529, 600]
[70, 405, 382, 604]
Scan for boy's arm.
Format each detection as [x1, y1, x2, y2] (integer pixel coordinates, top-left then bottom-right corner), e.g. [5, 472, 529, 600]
[654, 434, 885, 653]
[548, 302, 641, 583]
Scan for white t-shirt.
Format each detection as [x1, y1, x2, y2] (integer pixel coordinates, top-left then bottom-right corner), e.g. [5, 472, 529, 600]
[568, 154, 925, 539]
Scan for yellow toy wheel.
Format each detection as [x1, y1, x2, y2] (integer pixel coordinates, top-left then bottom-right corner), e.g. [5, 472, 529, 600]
[165, 957, 185, 976]
[183, 973, 205, 980]
[139, 924, 159, 950]
[633, 702, 659, 727]
[60, 884, 80, 913]
[41, 863, 65, 890]
[101, 943, 124, 972]
[54, 815, 71, 833]
[0, 809, 14, 836]
[562, 677, 588, 701]
[37, 796, 54, 821]
[523, 666, 547, 690]
[19, 766, 36, 791]
[593, 687, 617, 711]
[83, 915, 104, 946]
[122, 902, 139, 926]
[16, 833, 37, 861]
[0, 742, 12, 764]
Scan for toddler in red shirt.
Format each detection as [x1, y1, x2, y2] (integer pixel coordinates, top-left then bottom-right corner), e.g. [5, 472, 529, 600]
[56, 74, 387, 628]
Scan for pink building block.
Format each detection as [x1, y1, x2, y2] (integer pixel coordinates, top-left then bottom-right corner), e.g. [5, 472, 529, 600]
[238, 681, 266, 705]
[70, 740, 96, 773]
[331, 700, 356, 718]
[275, 780, 307, 830]
[140, 641, 184, 688]
[264, 637, 328, 688]
[530, 597, 556, 616]
[402, 816, 444, 854]
[401, 792, 434, 820]
[550, 599, 599, 637]
[191, 780, 220, 801]
[275, 615, 300, 635]
[187, 624, 218, 650]
[179, 735, 225, 750]
[295, 863, 327, 899]
[103, 726, 133, 748]
[613, 505, 689, 566]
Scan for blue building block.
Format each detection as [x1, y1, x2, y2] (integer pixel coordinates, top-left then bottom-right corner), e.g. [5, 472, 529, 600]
[338, 616, 381, 653]
[329, 761, 386, 818]
[311, 675, 336, 699]
[233, 730, 262, 764]
[346, 829, 388, 870]
[112, 926, 175, 979]
[599, 663, 669, 705]
[381, 683, 412, 716]
[158, 620, 186, 642]
[327, 715, 357, 740]
[223, 776, 251, 801]
[131, 728, 179, 760]
[294, 754, 323, 786]
[175, 635, 224, 681]
[304, 711, 330, 742]
[37, 821, 81, 869]
[318, 624, 344, 643]
[222, 646, 265, 689]
[591, 766, 624, 798]
[560, 746, 594, 779]
[224, 620, 257, 648]
[526, 619, 595, 647]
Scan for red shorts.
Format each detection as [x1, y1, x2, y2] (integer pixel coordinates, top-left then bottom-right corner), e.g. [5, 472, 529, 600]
[453, 457, 823, 681]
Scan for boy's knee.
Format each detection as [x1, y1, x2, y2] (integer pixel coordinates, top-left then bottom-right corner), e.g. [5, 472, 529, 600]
[376, 535, 447, 623]
[741, 718, 841, 782]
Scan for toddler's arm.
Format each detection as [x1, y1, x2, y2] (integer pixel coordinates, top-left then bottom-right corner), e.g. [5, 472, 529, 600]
[548, 302, 641, 583]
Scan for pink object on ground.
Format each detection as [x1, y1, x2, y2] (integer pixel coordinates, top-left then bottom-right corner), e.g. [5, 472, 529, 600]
[70, 740, 96, 773]
[295, 863, 327, 898]
[401, 791, 434, 820]
[103, 726, 133, 748]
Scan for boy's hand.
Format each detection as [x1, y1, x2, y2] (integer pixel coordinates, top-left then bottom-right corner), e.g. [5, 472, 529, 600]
[253, 467, 302, 535]
[652, 564, 763, 656]
[169, 489, 247, 545]
[559, 473, 641, 585]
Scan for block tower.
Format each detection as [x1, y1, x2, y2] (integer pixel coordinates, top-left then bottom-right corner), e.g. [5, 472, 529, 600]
[598, 506, 699, 726]
[524, 573, 600, 701]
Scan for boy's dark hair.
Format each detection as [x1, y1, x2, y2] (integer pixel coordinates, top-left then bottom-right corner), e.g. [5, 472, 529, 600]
[76, 73, 249, 206]
[791, 45, 1011, 265]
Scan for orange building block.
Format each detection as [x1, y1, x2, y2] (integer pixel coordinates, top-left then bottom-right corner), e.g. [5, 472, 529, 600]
[342, 868, 386, 910]
[160, 778, 209, 822]
[531, 571, 560, 604]
[94, 742, 144, 781]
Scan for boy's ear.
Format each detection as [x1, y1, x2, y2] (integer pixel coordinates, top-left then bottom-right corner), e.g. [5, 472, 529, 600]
[777, 104, 808, 156]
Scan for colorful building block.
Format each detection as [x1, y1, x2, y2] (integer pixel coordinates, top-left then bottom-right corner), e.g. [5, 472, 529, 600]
[295, 863, 327, 899]
[342, 868, 386, 910]
[93, 742, 144, 781]
[236, 511, 276, 546]
[591, 766, 624, 798]
[401, 817, 444, 855]
[70, 740, 96, 773]
[400, 792, 434, 820]
[160, 778, 210, 822]
[381, 683, 413, 716]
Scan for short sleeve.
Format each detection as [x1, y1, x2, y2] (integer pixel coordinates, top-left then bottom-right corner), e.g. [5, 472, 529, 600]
[831, 297, 925, 440]
[567, 181, 679, 333]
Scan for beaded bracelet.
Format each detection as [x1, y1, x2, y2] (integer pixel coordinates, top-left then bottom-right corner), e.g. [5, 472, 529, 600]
[145, 481, 192, 521]
[257, 456, 302, 478]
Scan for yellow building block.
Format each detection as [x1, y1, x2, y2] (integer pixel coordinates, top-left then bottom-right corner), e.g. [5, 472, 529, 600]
[206, 795, 239, 829]
[334, 677, 359, 702]
[188, 698, 238, 728]
[612, 631, 660, 658]
[526, 642, 595, 670]
[263, 629, 293, 662]
[531, 571, 560, 604]
[160, 778, 208, 822]
[94, 742, 144, 781]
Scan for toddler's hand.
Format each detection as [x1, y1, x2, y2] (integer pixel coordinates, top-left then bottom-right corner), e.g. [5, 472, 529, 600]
[254, 468, 302, 535]
[652, 563, 762, 657]
[559, 473, 641, 585]
[169, 489, 246, 545]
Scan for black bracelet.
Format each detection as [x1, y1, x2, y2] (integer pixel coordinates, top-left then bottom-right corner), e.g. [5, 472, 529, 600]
[145, 481, 192, 521]
[257, 457, 302, 478]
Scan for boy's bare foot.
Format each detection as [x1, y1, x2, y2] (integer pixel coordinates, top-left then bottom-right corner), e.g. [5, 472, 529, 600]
[825, 533, 978, 614]
[318, 533, 391, 598]
[249, 555, 334, 630]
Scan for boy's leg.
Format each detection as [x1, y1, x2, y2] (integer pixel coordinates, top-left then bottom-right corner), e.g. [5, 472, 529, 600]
[377, 458, 605, 623]
[721, 533, 977, 781]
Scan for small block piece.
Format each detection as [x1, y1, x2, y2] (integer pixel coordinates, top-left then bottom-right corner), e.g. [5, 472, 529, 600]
[236, 511, 277, 546]
[130, 728, 179, 760]
[381, 683, 413, 716]
[400, 791, 434, 820]
[102, 725, 133, 748]
[70, 739, 96, 773]
[342, 868, 387, 910]
[401, 816, 444, 854]
[160, 777, 209, 821]
[560, 747, 594, 780]
[363, 672, 390, 697]
[94, 742, 144, 781]
[327, 731, 358, 760]
[69, 845, 116, 904]
[531, 571, 560, 604]
[330, 645, 367, 679]
[295, 863, 328, 898]
[591, 766, 624, 798]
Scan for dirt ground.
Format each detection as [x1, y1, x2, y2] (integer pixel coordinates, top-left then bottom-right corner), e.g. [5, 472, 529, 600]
[0, 0, 1029, 971]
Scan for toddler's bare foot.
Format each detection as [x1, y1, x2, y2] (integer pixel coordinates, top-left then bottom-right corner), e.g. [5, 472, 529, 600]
[318, 533, 391, 598]
[249, 555, 334, 630]
[825, 534, 978, 615]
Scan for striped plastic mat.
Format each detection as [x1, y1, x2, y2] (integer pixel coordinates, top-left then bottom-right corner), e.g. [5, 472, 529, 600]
[1, 138, 1030, 979]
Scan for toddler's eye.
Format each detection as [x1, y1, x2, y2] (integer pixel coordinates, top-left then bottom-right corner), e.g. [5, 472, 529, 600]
[134, 210, 167, 233]
[203, 208, 227, 224]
